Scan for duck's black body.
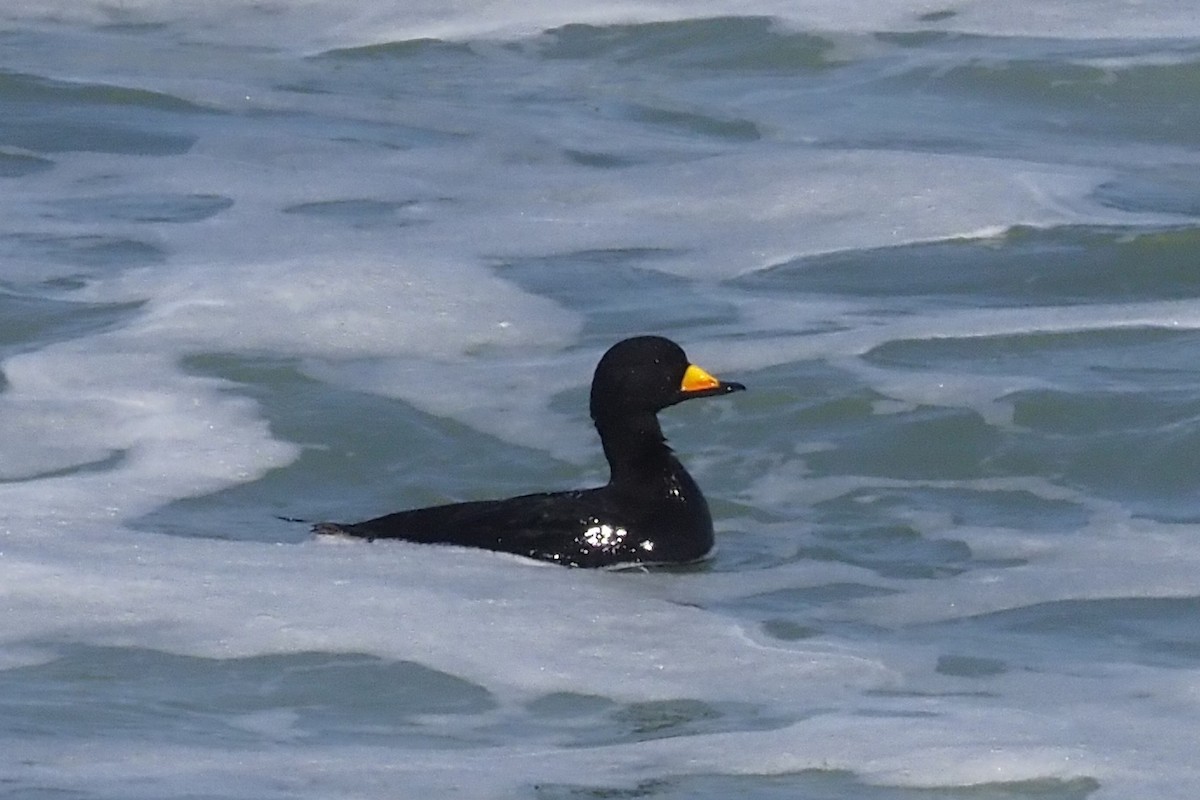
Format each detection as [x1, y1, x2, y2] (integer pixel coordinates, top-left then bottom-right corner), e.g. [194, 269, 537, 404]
[314, 336, 744, 567]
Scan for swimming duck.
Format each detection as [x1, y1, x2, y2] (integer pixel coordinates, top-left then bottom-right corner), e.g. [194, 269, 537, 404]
[314, 335, 744, 567]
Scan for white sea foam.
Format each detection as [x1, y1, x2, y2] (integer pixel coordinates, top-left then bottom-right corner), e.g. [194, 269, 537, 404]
[0, 525, 896, 704]
[849, 513, 1200, 625]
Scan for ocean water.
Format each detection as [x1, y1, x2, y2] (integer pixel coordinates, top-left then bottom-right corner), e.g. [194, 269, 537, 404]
[2, 1, 1200, 797]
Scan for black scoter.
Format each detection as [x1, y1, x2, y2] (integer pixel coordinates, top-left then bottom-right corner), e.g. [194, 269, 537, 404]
[313, 335, 744, 567]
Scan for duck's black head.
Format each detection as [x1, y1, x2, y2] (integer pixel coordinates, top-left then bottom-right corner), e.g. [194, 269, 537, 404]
[589, 336, 745, 425]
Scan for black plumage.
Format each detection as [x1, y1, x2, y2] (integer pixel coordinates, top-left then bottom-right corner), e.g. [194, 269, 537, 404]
[313, 336, 744, 567]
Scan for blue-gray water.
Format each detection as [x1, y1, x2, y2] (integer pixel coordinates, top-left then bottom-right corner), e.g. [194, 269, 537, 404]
[2, 3, 1199, 798]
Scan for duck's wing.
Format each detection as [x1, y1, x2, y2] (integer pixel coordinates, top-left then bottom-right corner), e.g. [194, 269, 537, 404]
[313, 487, 641, 567]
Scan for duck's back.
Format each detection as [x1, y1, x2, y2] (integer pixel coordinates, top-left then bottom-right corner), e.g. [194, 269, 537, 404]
[317, 465, 714, 568]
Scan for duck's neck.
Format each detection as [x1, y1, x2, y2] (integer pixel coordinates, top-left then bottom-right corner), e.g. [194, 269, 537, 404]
[595, 411, 681, 489]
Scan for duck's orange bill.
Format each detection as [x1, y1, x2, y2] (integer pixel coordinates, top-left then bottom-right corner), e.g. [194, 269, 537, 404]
[680, 363, 721, 393]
